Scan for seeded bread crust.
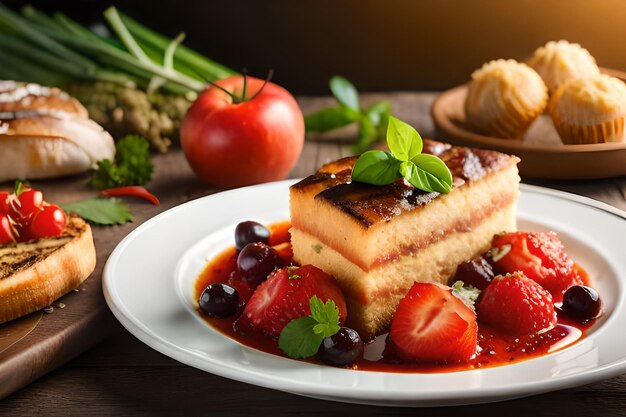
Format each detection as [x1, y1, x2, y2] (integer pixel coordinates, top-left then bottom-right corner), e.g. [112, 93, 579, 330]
[0, 216, 96, 323]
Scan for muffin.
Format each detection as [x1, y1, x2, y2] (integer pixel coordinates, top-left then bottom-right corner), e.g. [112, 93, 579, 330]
[528, 40, 600, 94]
[465, 59, 548, 139]
[549, 74, 626, 144]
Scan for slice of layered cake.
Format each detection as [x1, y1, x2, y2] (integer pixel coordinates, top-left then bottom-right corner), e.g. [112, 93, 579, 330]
[290, 141, 520, 340]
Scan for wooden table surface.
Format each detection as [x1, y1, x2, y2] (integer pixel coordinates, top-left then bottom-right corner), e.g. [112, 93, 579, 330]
[1, 93, 625, 416]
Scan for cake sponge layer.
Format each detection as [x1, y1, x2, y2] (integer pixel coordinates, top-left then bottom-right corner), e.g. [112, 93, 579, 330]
[291, 201, 517, 340]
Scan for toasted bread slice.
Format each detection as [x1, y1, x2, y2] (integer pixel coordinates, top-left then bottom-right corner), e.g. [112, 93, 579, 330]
[0, 215, 96, 323]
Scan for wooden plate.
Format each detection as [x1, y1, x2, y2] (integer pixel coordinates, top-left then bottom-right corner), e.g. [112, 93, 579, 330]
[431, 68, 626, 180]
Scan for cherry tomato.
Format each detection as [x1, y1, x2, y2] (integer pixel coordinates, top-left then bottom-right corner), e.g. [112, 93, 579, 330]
[17, 189, 43, 217]
[180, 75, 304, 188]
[29, 204, 66, 239]
[0, 213, 15, 244]
[0, 191, 10, 214]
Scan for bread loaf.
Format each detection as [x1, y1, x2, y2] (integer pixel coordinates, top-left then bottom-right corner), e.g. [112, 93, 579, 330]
[0, 81, 115, 182]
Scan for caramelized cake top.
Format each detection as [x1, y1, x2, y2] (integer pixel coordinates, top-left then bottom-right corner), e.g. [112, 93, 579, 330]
[291, 140, 519, 228]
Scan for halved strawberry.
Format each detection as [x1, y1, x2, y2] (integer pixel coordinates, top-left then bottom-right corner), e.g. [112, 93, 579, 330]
[234, 264, 347, 338]
[388, 283, 478, 363]
[477, 272, 557, 335]
[491, 232, 582, 302]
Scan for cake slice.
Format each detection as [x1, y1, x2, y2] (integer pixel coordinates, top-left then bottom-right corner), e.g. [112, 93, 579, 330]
[290, 141, 520, 340]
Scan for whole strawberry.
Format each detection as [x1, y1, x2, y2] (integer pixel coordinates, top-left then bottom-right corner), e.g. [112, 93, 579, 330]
[234, 265, 347, 338]
[477, 272, 557, 335]
[491, 232, 582, 302]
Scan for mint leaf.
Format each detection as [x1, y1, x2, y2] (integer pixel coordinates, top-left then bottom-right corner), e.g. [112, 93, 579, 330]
[62, 198, 133, 225]
[386, 116, 422, 162]
[407, 154, 453, 193]
[351, 150, 401, 185]
[278, 316, 325, 359]
[305, 106, 360, 133]
[279, 296, 342, 359]
[313, 322, 341, 337]
[309, 296, 340, 330]
[329, 76, 359, 111]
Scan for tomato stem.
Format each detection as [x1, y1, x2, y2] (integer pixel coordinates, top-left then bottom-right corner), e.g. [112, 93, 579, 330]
[240, 68, 248, 103]
[197, 68, 274, 104]
[246, 69, 274, 102]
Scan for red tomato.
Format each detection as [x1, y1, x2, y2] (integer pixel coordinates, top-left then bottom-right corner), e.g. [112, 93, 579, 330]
[30, 204, 66, 239]
[0, 213, 15, 244]
[17, 189, 43, 217]
[0, 191, 10, 214]
[180, 75, 304, 187]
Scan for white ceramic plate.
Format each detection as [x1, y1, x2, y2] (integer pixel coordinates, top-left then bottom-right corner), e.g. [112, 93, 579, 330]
[103, 181, 626, 407]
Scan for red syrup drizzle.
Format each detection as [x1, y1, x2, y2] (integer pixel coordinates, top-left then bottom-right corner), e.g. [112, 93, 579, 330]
[194, 221, 595, 372]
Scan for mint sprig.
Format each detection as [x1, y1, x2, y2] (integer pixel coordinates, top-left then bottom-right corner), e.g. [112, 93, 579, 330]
[351, 116, 453, 194]
[278, 295, 341, 359]
[305, 76, 391, 153]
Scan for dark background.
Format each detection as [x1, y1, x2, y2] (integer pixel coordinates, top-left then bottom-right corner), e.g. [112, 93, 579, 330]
[5, 0, 626, 94]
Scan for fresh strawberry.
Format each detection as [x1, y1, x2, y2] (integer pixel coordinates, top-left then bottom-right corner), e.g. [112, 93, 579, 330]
[477, 272, 557, 335]
[234, 265, 347, 338]
[491, 232, 582, 301]
[226, 273, 256, 309]
[388, 282, 478, 363]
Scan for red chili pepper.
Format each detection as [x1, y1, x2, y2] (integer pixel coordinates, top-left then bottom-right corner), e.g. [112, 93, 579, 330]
[98, 186, 160, 206]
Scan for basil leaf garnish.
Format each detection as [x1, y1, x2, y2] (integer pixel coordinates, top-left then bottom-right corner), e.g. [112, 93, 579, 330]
[404, 154, 453, 194]
[386, 116, 423, 162]
[350, 115, 453, 194]
[351, 150, 401, 185]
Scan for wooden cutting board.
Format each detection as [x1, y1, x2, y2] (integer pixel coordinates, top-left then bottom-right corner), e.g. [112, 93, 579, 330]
[0, 151, 215, 399]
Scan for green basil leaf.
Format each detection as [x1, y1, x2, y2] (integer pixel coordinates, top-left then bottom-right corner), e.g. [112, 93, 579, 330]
[62, 198, 133, 225]
[304, 105, 360, 132]
[386, 116, 423, 162]
[329, 75, 360, 111]
[402, 154, 453, 194]
[364, 100, 391, 128]
[350, 115, 377, 153]
[278, 316, 325, 359]
[351, 150, 401, 185]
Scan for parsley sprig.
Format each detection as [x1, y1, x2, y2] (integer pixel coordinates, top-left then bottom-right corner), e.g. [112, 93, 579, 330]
[351, 116, 453, 194]
[278, 296, 341, 359]
[90, 135, 154, 190]
[305, 76, 391, 153]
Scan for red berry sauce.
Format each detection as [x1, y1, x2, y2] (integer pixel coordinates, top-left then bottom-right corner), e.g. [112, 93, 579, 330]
[194, 221, 596, 373]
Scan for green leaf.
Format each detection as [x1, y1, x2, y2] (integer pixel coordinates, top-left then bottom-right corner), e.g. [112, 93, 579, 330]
[313, 322, 341, 337]
[304, 106, 359, 133]
[365, 100, 391, 131]
[386, 116, 423, 162]
[402, 154, 453, 194]
[62, 198, 133, 225]
[351, 150, 401, 185]
[329, 75, 359, 111]
[278, 316, 325, 359]
[350, 115, 377, 153]
[89, 135, 154, 190]
[309, 296, 340, 331]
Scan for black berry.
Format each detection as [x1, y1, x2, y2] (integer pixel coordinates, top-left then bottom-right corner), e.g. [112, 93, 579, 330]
[199, 283, 239, 318]
[318, 327, 363, 366]
[562, 285, 602, 322]
[235, 221, 270, 251]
